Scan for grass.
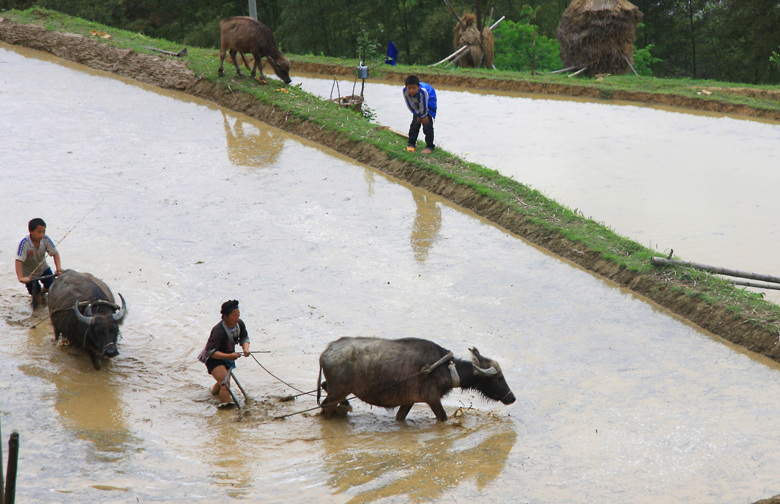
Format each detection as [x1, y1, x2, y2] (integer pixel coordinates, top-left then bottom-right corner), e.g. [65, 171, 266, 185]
[4, 7, 780, 333]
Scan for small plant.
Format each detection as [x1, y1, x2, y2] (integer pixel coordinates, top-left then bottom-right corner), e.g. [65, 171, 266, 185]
[633, 44, 661, 76]
[771, 47, 780, 67]
[355, 22, 385, 66]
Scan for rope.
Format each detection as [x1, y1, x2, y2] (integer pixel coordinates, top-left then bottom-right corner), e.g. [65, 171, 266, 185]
[247, 353, 312, 396]
[272, 353, 455, 420]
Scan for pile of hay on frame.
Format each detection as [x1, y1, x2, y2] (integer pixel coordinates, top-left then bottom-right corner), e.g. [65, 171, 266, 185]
[453, 13, 495, 68]
[556, 0, 643, 76]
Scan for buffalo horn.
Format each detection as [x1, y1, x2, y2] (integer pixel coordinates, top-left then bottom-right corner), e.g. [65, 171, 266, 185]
[74, 300, 94, 325]
[112, 293, 127, 321]
[473, 364, 498, 376]
[469, 347, 498, 376]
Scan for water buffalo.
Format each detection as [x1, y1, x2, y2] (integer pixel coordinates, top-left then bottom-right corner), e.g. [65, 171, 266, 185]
[217, 16, 292, 84]
[48, 270, 126, 370]
[318, 337, 515, 421]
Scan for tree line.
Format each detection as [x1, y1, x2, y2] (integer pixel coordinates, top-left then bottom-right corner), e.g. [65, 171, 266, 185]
[2, 0, 778, 84]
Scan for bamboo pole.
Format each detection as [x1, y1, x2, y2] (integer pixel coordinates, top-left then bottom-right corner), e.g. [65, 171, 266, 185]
[728, 279, 780, 291]
[488, 16, 505, 31]
[651, 257, 780, 285]
[552, 65, 580, 74]
[429, 45, 468, 67]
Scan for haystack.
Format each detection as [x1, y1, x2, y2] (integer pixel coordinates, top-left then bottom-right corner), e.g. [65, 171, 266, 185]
[453, 13, 495, 68]
[556, 0, 643, 76]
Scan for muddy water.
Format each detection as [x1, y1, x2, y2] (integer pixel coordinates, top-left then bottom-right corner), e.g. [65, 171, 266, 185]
[3, 44, 780, 504]
[298, 74, 780, 301]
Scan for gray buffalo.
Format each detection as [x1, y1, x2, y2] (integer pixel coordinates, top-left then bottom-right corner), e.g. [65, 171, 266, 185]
[217, 16, 292, 84]
[48, 270, 126, 370]
[317, 337, 515, 421]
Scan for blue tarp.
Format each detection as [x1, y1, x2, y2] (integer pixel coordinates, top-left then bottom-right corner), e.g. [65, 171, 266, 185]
[385, 41, 398, 66]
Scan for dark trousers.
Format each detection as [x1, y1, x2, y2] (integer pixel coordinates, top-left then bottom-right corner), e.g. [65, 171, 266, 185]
[25, 267, 54, 294]
[408, 113, 435, 150]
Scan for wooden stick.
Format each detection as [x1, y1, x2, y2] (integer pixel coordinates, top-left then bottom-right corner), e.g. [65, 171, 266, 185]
[489, 16, 505, 31]
[429, 45, 468, 67]
[552, 65, 580, 74]
[450, 48, 470, 66]
[623, 54, 639, 76]
[728, 279, 780, 291]
[145, 46, 188, 57]
[651, 257, 780, 285]
[567, 66, 588, 77]
[443, 0, 466, 30]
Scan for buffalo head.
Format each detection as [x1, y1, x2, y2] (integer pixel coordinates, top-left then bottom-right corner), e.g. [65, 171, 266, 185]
[469, 347, 516, 405]
[73, 294, 126, 369]
[267, 55, 292, 84]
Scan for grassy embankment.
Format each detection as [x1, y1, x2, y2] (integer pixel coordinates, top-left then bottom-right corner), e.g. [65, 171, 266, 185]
[4, 7, 780, 339]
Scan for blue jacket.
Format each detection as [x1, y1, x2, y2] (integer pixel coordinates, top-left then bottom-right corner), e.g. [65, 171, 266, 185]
[403, 82, 437, 119]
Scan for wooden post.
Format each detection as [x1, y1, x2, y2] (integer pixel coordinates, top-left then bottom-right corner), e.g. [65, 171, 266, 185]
[0, 421, 4, 504]
[567, 66, 588, 77]
[248, 0, 257, 20]
[651, 257, 780, 285]
[4, 431, 19, 504]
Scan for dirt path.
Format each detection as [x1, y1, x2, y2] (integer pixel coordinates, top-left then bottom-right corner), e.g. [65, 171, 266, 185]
[3, 20, 780, 371]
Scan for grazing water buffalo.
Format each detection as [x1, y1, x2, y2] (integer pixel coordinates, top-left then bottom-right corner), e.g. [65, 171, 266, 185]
[218, 16, 292, 84]
[318, 337, 515, 421]
[48, 270, 126, 370]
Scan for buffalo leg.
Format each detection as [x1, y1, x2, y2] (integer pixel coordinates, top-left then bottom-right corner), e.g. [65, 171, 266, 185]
[218, 47, 226, 77]
[428, 400, 448, 421]
[396, 404, 414, 421]
[230, 50, 243, 77]
[239, 53, 252, 72]
[321, 392, 349, 419]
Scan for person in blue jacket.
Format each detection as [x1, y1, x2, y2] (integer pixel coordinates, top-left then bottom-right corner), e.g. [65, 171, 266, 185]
[402, 75, 437, 154]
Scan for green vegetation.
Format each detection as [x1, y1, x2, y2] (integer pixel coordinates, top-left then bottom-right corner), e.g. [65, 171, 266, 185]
[3, 6, 780, 334]
[2, 0, 778, 84]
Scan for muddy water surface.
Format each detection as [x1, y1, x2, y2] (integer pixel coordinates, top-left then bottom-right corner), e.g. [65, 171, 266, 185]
[298, 74, 780, 300]
[3, 44, 780, 503]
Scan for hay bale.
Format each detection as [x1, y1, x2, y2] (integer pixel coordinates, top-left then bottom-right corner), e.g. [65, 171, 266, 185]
[453, 13, 495, 68]
[556, 0, 643, 76]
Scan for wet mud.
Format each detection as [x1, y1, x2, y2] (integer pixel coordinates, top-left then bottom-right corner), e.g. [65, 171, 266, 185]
[4, 29, 780, 504]
[2, 16, 780, 393]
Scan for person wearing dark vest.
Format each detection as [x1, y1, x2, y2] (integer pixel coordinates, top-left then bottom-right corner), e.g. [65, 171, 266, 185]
[198, 299, 250, 407]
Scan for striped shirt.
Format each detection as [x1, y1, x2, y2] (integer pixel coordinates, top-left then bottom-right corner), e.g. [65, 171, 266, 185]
[16, 235, 58, 277]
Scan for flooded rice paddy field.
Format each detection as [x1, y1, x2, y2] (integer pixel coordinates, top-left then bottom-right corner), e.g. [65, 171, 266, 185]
[2, 44, 780, 503]
[298, 74, 780, 302]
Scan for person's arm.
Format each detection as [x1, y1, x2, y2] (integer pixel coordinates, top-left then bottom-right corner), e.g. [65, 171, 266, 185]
[239, 320, 250, 356]
[52, 253, 63, 274]
[212, 350, 240, 360]
[15, 260, 30, 284]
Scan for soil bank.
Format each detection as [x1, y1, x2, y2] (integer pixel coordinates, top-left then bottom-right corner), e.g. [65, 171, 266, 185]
[2, 20, 780, 373]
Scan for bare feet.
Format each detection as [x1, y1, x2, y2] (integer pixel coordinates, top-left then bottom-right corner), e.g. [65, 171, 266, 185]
[421, 148, 433, 154]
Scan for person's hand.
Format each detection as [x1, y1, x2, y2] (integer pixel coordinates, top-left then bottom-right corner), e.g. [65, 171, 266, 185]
[242, 343, 250, 357]
[55, 269, 64, 275]
[420, 116, 429, 126]
[229, 352, 240, 361]
[19, 276, 31, 284]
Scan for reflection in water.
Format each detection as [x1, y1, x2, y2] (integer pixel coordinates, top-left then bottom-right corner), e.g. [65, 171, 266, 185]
[410, 192, 442, 262]
[319, 416, 516, 503]
[205, 412, 255, 499]
[222, 111, 284, 167]
[19, 322, 135, 460]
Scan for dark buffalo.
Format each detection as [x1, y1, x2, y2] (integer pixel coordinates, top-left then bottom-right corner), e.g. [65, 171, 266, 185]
[48, 270, 126, 370]
[217, 16, 292, 84]
[318, 337, 515, 421]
